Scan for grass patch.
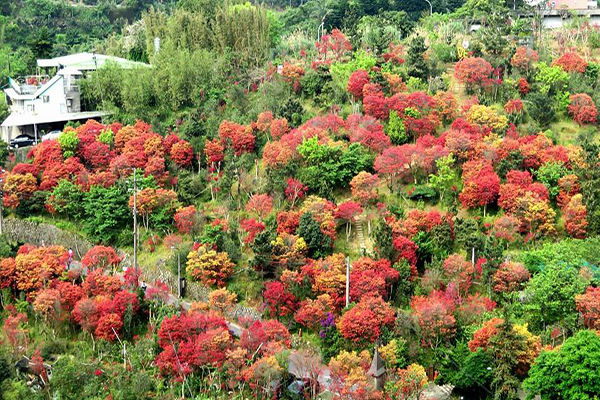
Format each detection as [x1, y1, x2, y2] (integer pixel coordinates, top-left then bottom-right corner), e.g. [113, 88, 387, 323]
[333, 231, 362, 260]
[136, 244, 173, 273]
[24, 214, 81, 234]
[227, 268, 264, 308]
[547, 120, 580, 145]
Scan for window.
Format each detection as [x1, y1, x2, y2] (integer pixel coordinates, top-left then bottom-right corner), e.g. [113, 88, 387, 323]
[26, 104, 34, 113]
[43, 96, 50, 103]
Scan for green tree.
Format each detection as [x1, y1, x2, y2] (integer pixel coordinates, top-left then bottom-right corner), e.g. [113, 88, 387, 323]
[386, 110, 408, 145]
[525, 91, 556, 129]
[374, 220, 396, 261]
[250, 230, 275, 276]
[535, 62, 569, 97]
[476, 10, 509, 59]
[429, 154, 457, 206]
[355, 12, 412, 53]
[534, 162, 567, 199]
[454, 349, 494, 397]
[488, 317, 524, 400]
[454, 0, 507, 18]
[298, 137, 373, 198]
[577, 140, 600, 234]
[438, 343, 493, 398]
[523, 264, 590, 333]
[80, 63, 125, 113]
[176, 170, 208, 204]
[27, 26, 54, 59]
[48, 180, 84, 220]
[0, 95, 8, 123]
[391, 260, 415, 307]
[406, 34, 429, 81]
[0, 350, 11, 386]
[211, 3, 272, 71]
[0, 138, 8, 164]
[278, 97, 304, 127]
[0, 235, 13, 259]
[297, 212, 332, 258]
[523, 330, 600, 399]
[495, 151, 524, 179]
[519, 237, 600, 275]
[83, 185, 130, 244]
[50, 355, 105, 399]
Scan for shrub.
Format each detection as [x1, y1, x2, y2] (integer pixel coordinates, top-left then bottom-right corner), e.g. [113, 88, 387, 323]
[186, 246, 234, 287]
[568, 93, 597, 125]
[347, 69, 370, 100]
[454, 57, 494, 93]
[552, 51, 587, 73]
[510, 47, 539, 74]
[57, 128, 79, 158]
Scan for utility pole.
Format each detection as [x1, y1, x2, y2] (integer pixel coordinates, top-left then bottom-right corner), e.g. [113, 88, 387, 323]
[132, 170, 138, 268]
[171, 245, 183, 299]
[345, 257, 350, 307]
[0, 169, 5, 236]
[177, 250, 181, 298]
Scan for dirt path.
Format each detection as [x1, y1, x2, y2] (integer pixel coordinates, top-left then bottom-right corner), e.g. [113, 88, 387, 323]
[445, 62, 469, 103]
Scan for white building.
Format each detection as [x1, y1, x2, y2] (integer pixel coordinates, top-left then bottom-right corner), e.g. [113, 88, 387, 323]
[1, 52, 149, 143]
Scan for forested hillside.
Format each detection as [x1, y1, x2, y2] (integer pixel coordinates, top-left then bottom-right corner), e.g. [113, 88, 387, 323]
[1, 0, 600, 399]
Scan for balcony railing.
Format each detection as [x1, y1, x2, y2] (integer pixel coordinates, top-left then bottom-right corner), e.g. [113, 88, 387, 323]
[13, 75, 51, 95]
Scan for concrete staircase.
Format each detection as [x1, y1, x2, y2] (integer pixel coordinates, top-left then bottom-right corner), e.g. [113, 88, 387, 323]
[422, 383, 455, 399]
[354, 216, 367, 255]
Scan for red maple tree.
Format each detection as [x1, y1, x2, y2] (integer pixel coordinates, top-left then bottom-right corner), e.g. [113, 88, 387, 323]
[170, 140, 194, 167]
[246, 194, 274, 220]
[338, 295, 395, 343]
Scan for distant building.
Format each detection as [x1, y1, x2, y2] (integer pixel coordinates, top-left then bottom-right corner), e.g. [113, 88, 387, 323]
[548, 0, 590, 9]
[1, 53, 149, 143]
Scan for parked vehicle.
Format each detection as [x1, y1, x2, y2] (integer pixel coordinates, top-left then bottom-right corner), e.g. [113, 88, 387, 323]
[8, 134, 36, 149]
[42, 130, 62, 141]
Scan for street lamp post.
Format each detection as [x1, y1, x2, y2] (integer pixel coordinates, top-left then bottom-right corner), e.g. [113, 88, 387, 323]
[424, 0, 432, 16]
[317, 10, 332, 42]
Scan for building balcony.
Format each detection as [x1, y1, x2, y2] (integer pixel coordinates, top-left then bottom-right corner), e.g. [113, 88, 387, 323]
[12, 75, 51, 95]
